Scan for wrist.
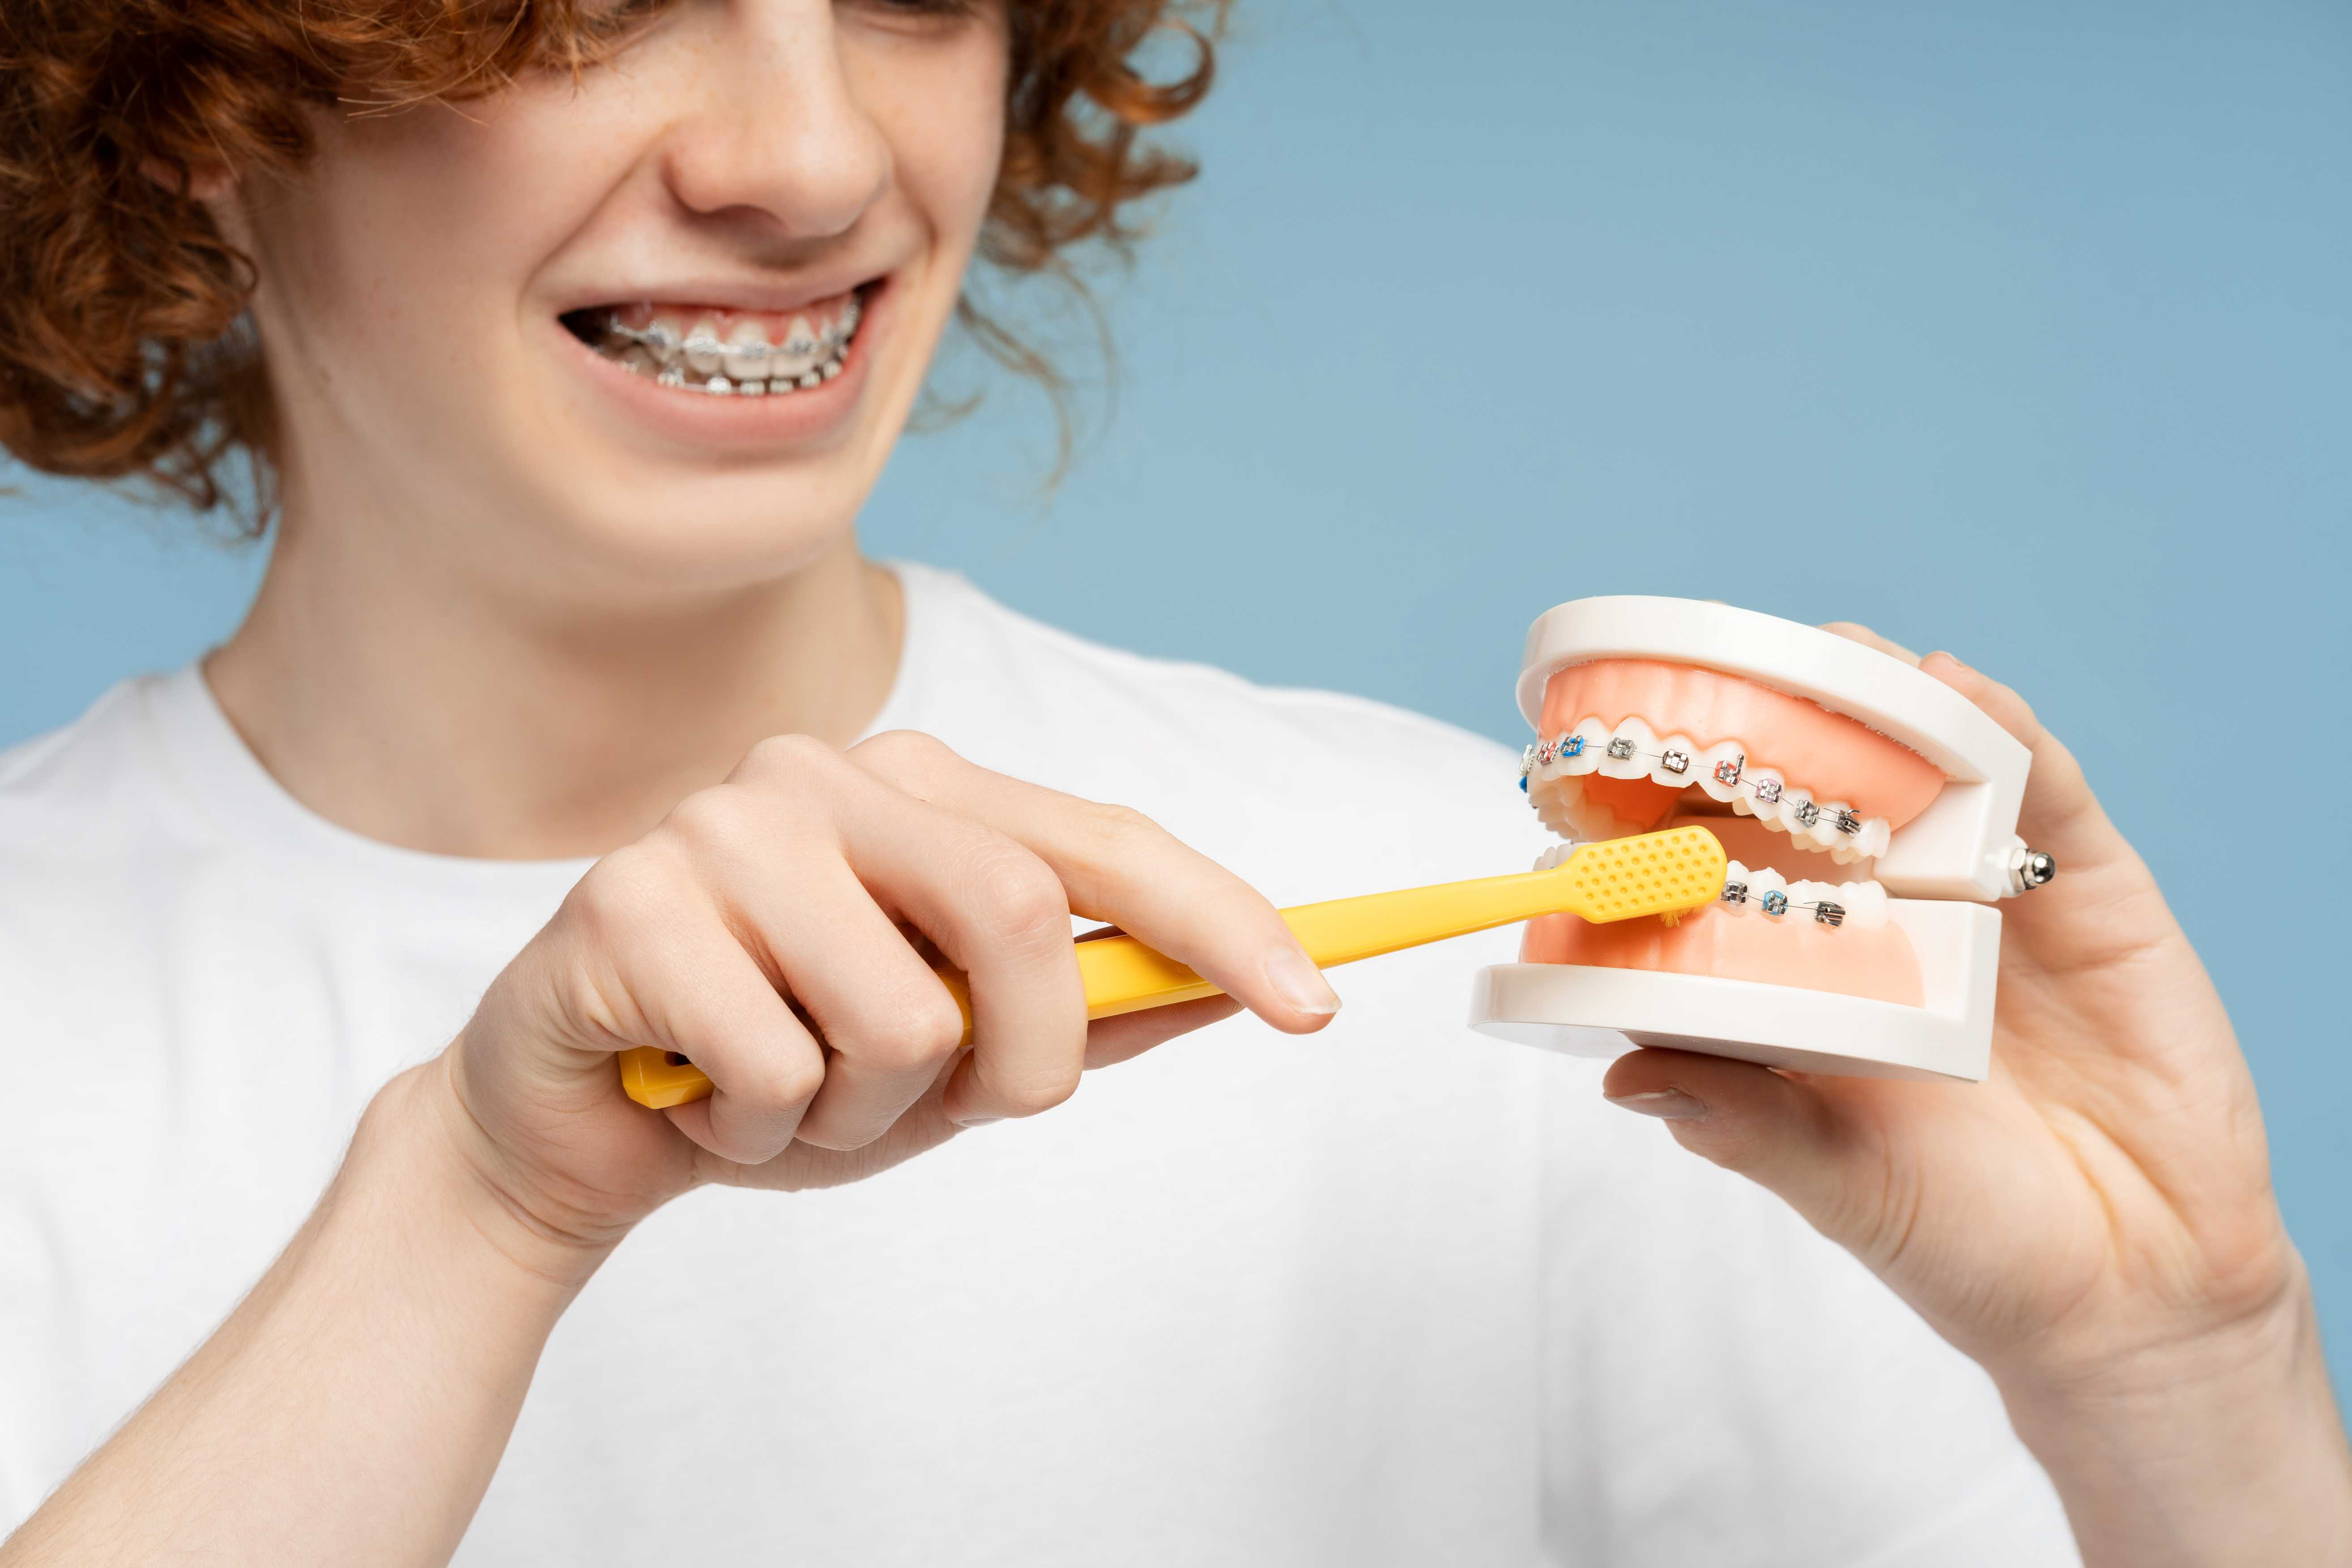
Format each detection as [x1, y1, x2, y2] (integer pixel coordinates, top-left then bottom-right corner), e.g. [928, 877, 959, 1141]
[366, 1058, 623, 1295]
[1996, 1266, 2352, 1567]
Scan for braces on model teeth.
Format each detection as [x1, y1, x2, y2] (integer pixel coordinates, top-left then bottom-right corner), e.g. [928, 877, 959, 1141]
[1517, 718, 1894, 863]
[584, 294, 863, 396]
[1530, 843, 1880, 931]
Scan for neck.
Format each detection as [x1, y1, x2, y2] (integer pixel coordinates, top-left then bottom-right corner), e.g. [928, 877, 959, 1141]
[206, 508, 902, 861]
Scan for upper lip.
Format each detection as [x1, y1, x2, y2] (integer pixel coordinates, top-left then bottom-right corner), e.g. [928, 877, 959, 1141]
[557, 269, 885, 318]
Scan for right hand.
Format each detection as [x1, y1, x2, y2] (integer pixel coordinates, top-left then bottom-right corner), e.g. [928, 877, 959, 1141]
[422, 730, 1342, 1264]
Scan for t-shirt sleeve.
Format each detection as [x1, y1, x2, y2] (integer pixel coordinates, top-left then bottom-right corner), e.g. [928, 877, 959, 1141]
[1536, 1055, 2082, 1566]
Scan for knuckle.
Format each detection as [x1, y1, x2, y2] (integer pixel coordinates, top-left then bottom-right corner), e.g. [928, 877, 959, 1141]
[1068, 800, 1165, 900]
[864, 988, 966, 1073]
[965, 847, 1069, 945]
[856, 729, 959, 771]
[660, 785, 754, 860]
[567, 844, 677, 938]
[737, 1048, 825, 1113]
[1084, 799, 1162, 847]
[733, 732, 842, 788]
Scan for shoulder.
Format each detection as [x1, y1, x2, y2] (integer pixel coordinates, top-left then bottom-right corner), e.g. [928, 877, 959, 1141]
[0, 676, 197, 857]
[891, 564, 1547, 896]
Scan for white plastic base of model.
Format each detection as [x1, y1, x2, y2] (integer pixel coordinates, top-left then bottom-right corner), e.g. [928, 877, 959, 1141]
[1516, 597, 2033, 902]
[1468, 899, 2002, 1081]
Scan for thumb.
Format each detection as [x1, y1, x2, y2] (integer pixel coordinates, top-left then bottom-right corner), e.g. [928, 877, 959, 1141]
[1602, 1048, 1897, 1256]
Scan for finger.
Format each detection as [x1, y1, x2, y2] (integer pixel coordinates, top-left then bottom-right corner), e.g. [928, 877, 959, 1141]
[704, 837, 970, 1152]
[727, 735, 1090, 1133]
[1600, 1048, 1895, 1256]
[831, 793, 1087, 1132]
[566, 847, 825, 1166]
[848, 731, 1342, 1033]
[1916, 651, 2136, 881]
[1084, 995, 1244, 1069]
[1819, 621, 1923, 665]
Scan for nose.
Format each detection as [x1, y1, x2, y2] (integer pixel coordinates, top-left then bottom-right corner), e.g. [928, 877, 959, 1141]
[660, 0, 893, 242]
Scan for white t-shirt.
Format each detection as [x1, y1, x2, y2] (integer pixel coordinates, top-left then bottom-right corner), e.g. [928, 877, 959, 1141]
[0, 562, 2076, 1564]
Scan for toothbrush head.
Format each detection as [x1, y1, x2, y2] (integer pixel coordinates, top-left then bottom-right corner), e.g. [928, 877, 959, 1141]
[1554, 825, 1729, 925]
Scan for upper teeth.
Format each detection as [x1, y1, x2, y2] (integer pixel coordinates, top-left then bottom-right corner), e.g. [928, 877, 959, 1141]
[1523, 715, 1893, 864]
[598, 296, 863, 394]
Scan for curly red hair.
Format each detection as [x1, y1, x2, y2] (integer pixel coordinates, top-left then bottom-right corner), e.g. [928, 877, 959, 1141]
[0, 0, 1221, 523]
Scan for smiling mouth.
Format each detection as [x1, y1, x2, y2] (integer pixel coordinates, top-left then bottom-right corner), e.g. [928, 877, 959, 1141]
[560, 286, 869, 396]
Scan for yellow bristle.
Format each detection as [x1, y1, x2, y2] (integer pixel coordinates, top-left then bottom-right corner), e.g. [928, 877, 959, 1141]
[1557, 826, 1729, 924]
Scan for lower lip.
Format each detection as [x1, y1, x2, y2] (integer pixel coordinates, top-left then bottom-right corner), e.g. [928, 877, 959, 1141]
[556, 281, 887, 451]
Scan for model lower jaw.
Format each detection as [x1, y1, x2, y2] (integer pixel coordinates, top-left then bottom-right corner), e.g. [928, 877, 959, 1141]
[1520, 900, 1925, 1006]
[563, 288, 868, 396]
[1519, 657, 1938, 1004]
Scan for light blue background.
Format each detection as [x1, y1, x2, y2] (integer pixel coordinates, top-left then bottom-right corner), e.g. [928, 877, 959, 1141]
[6, 0, 2348, 1388]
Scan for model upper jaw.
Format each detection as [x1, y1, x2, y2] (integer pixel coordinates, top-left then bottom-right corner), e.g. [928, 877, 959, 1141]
[1521, 658, 1944, 867]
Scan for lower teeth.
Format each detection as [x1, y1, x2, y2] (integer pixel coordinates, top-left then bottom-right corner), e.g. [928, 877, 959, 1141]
[631, 352, 847, 396]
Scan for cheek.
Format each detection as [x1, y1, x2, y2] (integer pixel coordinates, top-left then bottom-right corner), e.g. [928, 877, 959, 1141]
[251, 97, 619, 379]
[856, 35, 1009, 256]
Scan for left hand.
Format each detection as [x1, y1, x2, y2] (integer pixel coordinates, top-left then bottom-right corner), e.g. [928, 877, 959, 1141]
[1598, 629, 2351, 1560]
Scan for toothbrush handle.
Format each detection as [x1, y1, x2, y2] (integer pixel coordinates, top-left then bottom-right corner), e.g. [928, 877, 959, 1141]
[615, 866, 1574, 1110]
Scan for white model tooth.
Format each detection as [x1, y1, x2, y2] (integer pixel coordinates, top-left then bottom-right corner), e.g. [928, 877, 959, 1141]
[1538, 718, 1606, 779]
[1778, 787, 1819, 844]
[1747, 864, 1790, 913]
[1694, 741, 1747, 803]
[1719, 858, 1755, 915]
[1598, 717, 1656, 780]
[683, 316, 725, 375]
[1529, 775, 1642, 844]
[1570, 719, 1609, 773]
[1838, 879, 1889, 928]
[723, 320, 772, 382]
[1742, 766, 1785, 826]
[1647, 733, 1702, 790]
[1532, 843, 1573, 873]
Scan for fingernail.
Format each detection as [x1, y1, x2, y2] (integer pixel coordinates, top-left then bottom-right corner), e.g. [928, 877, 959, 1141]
[1264, 945, 1342, 1018]
[951, 1114, 1004, 1129]
[1605, 1089, 1708, 1121]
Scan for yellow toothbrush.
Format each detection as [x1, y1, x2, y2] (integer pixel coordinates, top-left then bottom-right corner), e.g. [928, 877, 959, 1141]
[618, 824, 1727, 1109]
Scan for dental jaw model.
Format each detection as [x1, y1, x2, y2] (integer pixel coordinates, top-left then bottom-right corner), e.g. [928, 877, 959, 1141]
[1470, 597, 2054, 1081]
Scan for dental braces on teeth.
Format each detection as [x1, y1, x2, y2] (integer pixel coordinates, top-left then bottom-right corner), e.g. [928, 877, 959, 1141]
[1518, 733, 1866, 837]
[600, 301, 861, 397]
[1718, 878, 1846, 926]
